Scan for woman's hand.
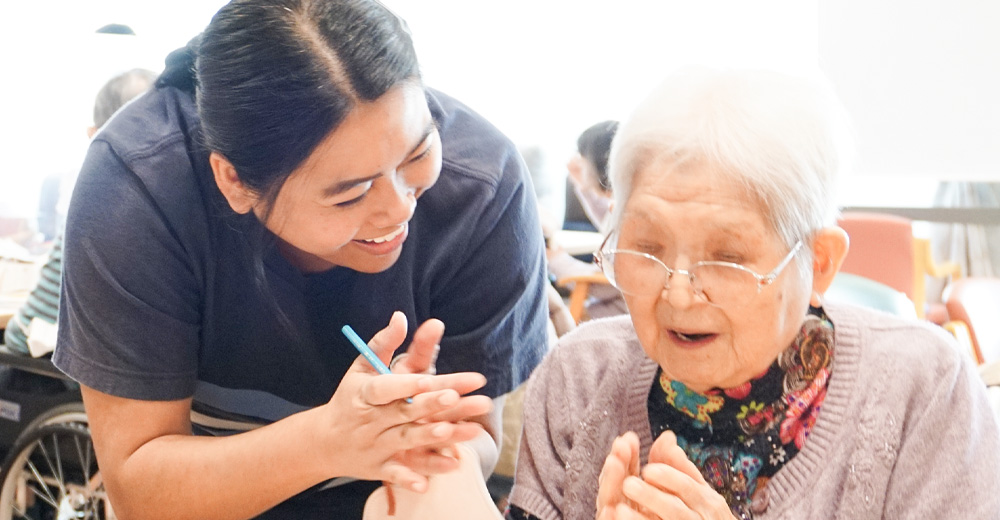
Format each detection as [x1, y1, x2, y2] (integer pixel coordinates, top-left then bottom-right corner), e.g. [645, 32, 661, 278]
[320, 312, 493, 492]
[596, 432, 642, 520]
[596, 431, 735, 520]
[617, 431, 735, 520]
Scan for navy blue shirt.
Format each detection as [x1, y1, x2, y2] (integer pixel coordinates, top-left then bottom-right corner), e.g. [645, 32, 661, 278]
[54, 85, 548, 517]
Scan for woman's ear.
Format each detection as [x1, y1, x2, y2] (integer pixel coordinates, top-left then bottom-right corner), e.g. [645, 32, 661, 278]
[210, 152, 257, 214]
[809, 226, 849, 306]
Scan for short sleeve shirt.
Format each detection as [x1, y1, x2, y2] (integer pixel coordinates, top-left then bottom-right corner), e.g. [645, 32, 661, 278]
[53, 85, 549, 518]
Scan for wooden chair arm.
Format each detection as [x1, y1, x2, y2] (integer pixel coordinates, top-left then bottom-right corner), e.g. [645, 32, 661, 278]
[942, 319, 981, 365]
[555, 273, 612, 324]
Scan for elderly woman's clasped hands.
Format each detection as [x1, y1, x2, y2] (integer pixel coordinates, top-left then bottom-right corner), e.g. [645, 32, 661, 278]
[597, 431, 733, 520]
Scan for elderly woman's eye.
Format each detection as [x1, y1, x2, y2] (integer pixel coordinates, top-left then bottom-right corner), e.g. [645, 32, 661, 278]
[715, 252, 747, 264]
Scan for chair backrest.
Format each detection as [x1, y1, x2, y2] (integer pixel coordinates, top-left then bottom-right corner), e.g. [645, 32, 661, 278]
[944, 277, 1000, 365]
[837, 212, 916, 300]
[825, 272, 918, 319]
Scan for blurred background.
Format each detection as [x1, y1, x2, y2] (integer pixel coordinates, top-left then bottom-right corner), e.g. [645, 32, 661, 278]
[0, 0, 996, 238]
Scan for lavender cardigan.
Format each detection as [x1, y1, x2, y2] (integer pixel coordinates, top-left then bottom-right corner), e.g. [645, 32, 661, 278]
[509, 303, 1000, 519]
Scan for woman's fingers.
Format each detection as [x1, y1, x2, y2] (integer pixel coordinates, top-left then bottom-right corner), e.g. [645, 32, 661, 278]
[622, 476, 699, 520]
[420, 394, 493, 423]
[649, 430, 706, 485]
[365, 311, 409, 367]
[395, 318, 444, 374]
[597, 433, 642, 517]
[360, 371, 487, 406]
[629, 464, 733, 520]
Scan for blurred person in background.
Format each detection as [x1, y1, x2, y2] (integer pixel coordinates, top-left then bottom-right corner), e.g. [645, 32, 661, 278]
[547, 121, 627, 321]
[4, 68, 157, 356]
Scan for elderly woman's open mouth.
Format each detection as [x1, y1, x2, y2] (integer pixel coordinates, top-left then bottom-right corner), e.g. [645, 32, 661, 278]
[669, 329, 717, 344]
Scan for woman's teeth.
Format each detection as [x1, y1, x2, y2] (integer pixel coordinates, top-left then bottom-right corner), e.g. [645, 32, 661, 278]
[362, 227, 404, 244]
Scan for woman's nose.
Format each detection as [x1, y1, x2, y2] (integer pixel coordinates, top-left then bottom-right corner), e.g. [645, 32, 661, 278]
[375, 172, 417, 226]
[662, 269, 697, 309]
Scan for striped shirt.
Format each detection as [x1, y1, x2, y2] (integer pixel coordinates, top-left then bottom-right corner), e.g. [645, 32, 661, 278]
[4, 235, 62, 355]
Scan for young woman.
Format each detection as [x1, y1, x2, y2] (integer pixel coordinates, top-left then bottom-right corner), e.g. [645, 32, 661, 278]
[52, 1, 549, 518]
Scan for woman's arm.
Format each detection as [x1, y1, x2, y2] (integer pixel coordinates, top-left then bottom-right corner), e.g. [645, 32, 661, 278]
[85, 315, 493, 520]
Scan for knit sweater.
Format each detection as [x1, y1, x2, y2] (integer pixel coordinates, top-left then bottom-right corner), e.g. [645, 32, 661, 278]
[509, 302, 1000, 519]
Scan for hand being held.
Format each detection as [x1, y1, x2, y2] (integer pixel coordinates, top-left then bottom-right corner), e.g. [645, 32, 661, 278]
[597, 431, 735, 520]
[322, 312, 492, 492]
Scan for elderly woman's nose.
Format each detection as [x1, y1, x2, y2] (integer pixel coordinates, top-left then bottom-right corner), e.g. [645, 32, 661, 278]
[663, 271, 698, 309]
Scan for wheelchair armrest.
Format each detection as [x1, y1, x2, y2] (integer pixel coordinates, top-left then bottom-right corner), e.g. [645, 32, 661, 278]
[0, 345, 67, 380]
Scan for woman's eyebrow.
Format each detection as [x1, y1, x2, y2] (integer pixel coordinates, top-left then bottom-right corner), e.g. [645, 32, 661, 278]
[407, 121, 436, 156]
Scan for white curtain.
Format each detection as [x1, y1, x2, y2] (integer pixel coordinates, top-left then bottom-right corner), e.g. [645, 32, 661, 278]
[928, 182, 1000, 302]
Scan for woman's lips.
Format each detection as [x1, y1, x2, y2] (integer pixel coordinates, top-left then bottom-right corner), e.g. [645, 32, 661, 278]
[669, 330, 718, 348]
[352, 225, 407, 255]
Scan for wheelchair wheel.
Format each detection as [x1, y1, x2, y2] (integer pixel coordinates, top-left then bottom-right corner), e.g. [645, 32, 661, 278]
[21, 403, 87, 432]
[0, 423, 113, 520]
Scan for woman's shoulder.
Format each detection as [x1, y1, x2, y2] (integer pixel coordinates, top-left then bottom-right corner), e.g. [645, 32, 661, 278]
[825, 301, 972, 389]
[94, 86, 202, 165]
[425, 88, 521, 191]
[534, 315, 647, 389]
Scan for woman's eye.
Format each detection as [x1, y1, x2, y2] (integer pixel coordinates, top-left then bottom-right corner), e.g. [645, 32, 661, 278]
[714, 252, 746, 264]
[633, 242, 662, 255]
[332, 181, 373, 208]
[334, 192, 367, 208]
[407, 146, 432, 165]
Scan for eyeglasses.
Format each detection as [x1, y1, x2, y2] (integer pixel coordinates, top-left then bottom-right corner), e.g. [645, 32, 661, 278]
[595, 240, 804, 310]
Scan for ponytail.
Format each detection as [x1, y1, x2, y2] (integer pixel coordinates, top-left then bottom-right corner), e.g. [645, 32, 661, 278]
[155, 35, 200, 94]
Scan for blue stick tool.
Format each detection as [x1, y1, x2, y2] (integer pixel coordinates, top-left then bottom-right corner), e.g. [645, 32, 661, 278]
[341, 325, 413, 403]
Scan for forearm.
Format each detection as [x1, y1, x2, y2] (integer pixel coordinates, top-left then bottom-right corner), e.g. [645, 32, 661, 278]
[108, 406, 332, 520]
[462, 394, 504, 479]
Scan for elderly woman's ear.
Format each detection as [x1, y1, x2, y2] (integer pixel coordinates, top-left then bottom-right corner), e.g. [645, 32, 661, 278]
[809, 227, 849, 306]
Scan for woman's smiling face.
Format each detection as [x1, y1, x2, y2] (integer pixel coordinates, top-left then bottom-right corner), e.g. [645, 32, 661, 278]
[617, 158, 813, 393]
[256, 81, 441, 274]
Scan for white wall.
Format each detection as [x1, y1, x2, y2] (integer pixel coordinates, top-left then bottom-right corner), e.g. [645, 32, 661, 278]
[2, 1, 995, 223]
[819, 0, 1000, 182]
[386, 0, 819, 209]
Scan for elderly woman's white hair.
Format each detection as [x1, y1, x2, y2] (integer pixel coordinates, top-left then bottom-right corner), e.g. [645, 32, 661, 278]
[608, 67, 855, 267]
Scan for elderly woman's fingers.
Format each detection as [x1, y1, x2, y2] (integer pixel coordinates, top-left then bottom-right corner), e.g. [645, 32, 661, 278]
[649, 430, 706, 484]
[622, 476, 700, 520]
[597, 433, 642, 516]
[612, 502, 658, 520]
[633, 464, 733, 519]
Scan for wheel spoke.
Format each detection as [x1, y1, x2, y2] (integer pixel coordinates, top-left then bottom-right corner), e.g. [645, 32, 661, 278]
[25, 459, 60, 509]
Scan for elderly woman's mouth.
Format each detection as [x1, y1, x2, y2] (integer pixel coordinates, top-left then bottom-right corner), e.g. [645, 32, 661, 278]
[670, 330, 717, 344]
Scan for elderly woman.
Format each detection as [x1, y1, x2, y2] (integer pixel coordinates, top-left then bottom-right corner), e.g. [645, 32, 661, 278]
[506, 68, 1000, 520]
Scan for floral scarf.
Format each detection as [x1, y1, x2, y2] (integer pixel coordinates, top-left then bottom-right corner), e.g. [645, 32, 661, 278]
[648, 307, 835, 519]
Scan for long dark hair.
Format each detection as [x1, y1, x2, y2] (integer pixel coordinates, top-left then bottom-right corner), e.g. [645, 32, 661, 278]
[156, 0, 420, 333]
[199, 0, 419, 201]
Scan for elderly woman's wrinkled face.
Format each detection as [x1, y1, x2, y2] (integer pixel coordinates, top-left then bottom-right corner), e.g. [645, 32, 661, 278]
[618, 159, 812, 393]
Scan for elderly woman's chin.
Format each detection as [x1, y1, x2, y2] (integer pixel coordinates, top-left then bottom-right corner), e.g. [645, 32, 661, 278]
[627, 290, 812, 393]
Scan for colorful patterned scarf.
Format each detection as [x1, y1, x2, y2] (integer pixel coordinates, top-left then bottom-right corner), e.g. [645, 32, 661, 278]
[648, 308, 835, 519]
